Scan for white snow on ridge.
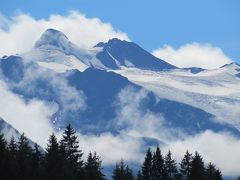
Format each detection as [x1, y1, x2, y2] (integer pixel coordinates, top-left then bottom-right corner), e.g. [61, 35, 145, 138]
[112, 66, 240, 128]
[37, 55, 89, 73]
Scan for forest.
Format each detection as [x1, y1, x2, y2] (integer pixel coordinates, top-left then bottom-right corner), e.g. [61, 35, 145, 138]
[0, 124, 223, 180]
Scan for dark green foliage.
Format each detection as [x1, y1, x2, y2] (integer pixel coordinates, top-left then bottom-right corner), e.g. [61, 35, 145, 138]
[60, 124, 84, 179]
[142, 148, 153, 180]
[164, 150, 178, 180]
[30, 144, 43, 180]
[214, 169, 223, 180]
[84, 151, 105, 180]
[0, 133, 8, 179]
[152, 145, 165, 180]
[6, 137, 18, 180]
[189, 152, 205, 180]
[206, 163, 223, 180]
[136, 170, 143, 180]
[45, 133, 62, 180]
[112, 159, 134, 180]
[0, 127, 225, 180]
[180, 150, 192, 180]
[16, 133, 32, 180]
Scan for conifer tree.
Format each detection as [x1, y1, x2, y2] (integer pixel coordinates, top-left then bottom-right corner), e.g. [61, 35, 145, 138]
[112, 159, 134, 180]
[142, 148, 153, 180]
[206, 163, 216, 180]
[0, 133, 8, 179]
[189, 152, 205, 180]
[60, 124, 84, 179]
[163, 150, 178, 180]
[206, 163, 223, 180]
[16, 133, 32, 180]
[179, 150, 192, 180]
[84, 151, 105, 180]
[45, 133, 62, 180]
[136, 170, 143, 180]
[125, 165, 134, 180]
[152, 145, 164, 180]
[7, 136, 18, 180]
[214, 169, 223, 180]
[30, 144, 43, 180]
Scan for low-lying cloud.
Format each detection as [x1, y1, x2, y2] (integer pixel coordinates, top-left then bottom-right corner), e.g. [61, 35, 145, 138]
[77, 133, 143, 165]
[0, 11, 129, 56]
[153, 43, 232, 69]
[0, 80, 57, 147]
[165, 130, 240, 177]
[115, 86, 186, 141]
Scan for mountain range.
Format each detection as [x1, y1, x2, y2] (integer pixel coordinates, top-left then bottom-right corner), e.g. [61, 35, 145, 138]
[0, 28, 240, 161]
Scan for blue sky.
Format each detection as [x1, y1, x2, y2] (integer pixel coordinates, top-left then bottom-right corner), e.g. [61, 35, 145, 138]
[1, 0, 240, 63]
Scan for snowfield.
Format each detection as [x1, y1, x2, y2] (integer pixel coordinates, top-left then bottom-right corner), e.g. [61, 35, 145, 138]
[112, 63, 240, 129]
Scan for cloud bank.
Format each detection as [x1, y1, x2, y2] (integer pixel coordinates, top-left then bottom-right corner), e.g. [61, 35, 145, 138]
[165, 130, 240, 177]
[0, 11, 129, 56]
[153, 43, 232, 69]
[0, 80, 57, 147]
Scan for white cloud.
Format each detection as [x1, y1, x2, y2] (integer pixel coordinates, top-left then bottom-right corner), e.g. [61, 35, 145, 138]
[76, 133, 143, 165]
[153, 43, 232, 69]
[165, 130, 240, 177]
[115, 86, 186, 141]
[0, 80, 57, 147]
[17, 66, 86, 114]
[0, 11, 129, 56]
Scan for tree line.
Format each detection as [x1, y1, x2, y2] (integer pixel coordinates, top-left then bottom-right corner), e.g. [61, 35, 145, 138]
[0, 124, 223, 180]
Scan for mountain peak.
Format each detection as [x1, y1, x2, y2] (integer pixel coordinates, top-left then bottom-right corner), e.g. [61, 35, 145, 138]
[94, 38, 176, 71]
[34, 29, 72, 52]
[94, 38, 128, 48]
[220, 62, 240, 69]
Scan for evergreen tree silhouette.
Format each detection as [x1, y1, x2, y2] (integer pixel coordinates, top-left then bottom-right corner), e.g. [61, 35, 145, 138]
[0, 133, 8, 179]
[180, 150, 192, 180]
[152, 145, 164, 180]
[0, 127, 227, 180]
[214, 169, 223, 180]
[142, 148, 153, 180]
[136, 170, 143, 180]
[189, 152, 205, 180]
[206, 163, 223, 180]
[7, 136, 18, 180]
[16, 133, 32, 180]
[30, 143, 43, 180]
[60, 124, 84, 179]
[206, 163, 216, 180]
[163, 150, 178, 180]
[112, 159, 134, 180]
[45, 133, 62, 180]
[84, 151, 105, 180]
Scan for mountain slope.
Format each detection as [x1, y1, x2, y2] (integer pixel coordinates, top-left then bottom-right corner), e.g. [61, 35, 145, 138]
[94, 38, 176, 70]
[113, 63, 240, 130]
[22, 29, 176, 72]
[0, 117, 41, 149]
[0, 28, 240, 153]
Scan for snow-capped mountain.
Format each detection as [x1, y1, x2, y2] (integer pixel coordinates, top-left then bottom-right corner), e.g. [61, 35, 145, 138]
[1, 28, 240, 148]
[94, 38, 176, 70]
[23, 29, 176, 72]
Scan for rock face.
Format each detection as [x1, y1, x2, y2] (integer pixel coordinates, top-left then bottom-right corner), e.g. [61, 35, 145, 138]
[94, 38, 176, 70]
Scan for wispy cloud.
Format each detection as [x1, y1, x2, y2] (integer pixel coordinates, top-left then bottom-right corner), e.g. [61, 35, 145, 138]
[115, 86, 186, 141]
[153, 43, 232, 69]
[0, 11, 129, 56]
